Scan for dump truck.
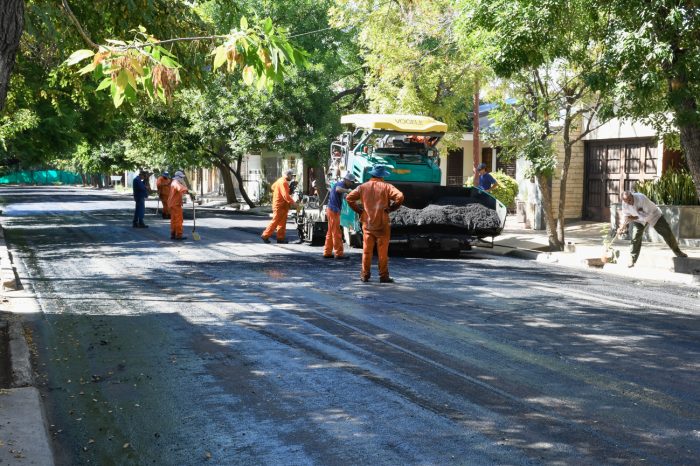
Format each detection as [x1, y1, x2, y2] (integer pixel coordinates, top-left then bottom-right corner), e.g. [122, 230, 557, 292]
[297, 114, 507, 253]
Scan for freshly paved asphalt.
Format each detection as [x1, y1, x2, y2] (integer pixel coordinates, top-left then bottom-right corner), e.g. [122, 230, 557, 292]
[1, 186, 699, 465]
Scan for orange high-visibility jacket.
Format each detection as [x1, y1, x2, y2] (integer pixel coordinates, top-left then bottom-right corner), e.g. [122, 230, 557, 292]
[156, 176, 171, 197]
[167, 179, 188, 210]
[346, 178, 404, 233]
[271, 177, 294, 210]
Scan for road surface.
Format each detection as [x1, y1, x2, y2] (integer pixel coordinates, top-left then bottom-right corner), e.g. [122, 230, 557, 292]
[1, 186, 699, 465]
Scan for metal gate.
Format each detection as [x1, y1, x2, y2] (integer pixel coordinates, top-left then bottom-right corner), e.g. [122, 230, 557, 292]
[584, 139, 658, 221]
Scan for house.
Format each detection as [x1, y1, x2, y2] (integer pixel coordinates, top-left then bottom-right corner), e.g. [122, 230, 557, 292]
[450, 104, 683, 228]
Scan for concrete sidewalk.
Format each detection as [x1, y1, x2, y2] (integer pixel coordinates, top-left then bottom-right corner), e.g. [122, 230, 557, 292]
[477, 218, 700, 286]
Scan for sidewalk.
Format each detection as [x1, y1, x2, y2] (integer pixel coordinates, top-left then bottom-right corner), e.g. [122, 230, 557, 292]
[478, 218, 700, 286]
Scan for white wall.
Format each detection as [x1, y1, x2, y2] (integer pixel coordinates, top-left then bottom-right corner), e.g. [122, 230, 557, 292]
[584, 117, 658, 140]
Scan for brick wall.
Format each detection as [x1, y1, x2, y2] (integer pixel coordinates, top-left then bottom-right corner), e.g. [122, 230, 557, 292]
[550, 121, 585, 220]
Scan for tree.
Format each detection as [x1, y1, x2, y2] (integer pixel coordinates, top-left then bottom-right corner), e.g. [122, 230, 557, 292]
[461, 0, 612, 250]
[331, 0, 480, 138]
[589, 0, 700, 202]
[0, 0, 24, 112]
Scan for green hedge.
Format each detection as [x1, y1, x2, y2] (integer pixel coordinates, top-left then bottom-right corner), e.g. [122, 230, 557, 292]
[635, 169, 699, 205]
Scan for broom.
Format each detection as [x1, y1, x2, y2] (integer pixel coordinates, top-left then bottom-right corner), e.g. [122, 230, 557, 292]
[191, 195, 201, 241]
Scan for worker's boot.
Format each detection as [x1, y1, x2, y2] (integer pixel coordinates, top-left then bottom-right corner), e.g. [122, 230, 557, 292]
[136, 223, 148, 228]
[277, 239, 289, 244]
[360, 276, 370, 283]
[173, 236, 187, 241]
[335, 256, 349, 260]
[379, 277, 395, 284]
[261, 236, 271, 244]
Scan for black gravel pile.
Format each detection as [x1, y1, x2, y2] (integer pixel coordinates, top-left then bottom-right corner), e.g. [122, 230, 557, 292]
[390, 203, 501, 231]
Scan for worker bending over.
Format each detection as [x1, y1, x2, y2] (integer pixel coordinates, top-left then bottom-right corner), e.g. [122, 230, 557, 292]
[262, 169, 297, 244]
[618, 190, 687, 267]
[323, 172, 356, 259]
[346, 164, 404, 283]
[168, 171, 192, 241]
[156, 172, 171, 219]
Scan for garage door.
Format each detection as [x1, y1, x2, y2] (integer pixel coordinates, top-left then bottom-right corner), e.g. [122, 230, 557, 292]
[584, 139, 658, 221]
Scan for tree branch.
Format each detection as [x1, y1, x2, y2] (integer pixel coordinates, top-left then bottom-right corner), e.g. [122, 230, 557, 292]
[332, 85, 364, 103]
[61, 0, 98, 50]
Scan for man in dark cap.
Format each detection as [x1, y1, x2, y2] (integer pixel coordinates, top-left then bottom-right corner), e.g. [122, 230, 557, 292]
[132, 170, 150, 228]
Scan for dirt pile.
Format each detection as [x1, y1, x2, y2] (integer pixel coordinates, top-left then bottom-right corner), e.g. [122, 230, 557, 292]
[390, 203, 501, 231]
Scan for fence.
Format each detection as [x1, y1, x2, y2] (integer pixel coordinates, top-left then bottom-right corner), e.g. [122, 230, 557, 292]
[0, 170, 83, 185]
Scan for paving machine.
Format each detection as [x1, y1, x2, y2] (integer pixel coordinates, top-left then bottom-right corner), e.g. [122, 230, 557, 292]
[298, 114, 507, 253]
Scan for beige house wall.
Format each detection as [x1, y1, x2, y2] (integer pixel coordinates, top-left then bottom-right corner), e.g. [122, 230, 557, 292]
[550, 136, 586, 220]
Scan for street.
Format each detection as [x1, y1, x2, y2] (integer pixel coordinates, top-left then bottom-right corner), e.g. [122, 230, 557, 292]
[1, 185, 699, 465]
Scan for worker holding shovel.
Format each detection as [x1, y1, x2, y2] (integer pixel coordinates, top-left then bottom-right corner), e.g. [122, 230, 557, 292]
[168, 171, 194, 241]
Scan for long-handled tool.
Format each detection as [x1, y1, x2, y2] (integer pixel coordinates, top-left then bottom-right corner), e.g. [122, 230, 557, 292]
[155, 196, 160, 215]
[191, 196, 201, 241]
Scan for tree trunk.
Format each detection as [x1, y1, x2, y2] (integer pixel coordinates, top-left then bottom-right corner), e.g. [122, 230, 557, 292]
[225, 154, 255, 208]
[313, 159, 328, 207]
[556, 116, 573, 247]
[213, 159, 238, 204]
[679, 122, 700, 202]
[536, 173, 563, 251]
[676, 96, 700, 202]
[0, 0, 23, 112]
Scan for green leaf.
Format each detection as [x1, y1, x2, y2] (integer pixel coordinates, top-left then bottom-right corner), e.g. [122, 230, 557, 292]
[126, 70, 138, 91]
[240, 16, 248, 30]
[213, 46, 227, 70]
[95, 77, 112, 91]
[64, 49, 95, 66]
[242, 65, 255, 86]
[77, 62, 97, 75]
[115, 69, 128, 92]
[160, 56, 180, 68]
[263, 18, 273, 34]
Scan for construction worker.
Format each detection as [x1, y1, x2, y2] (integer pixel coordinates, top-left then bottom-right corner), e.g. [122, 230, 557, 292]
[156, 172, 171, 219]
[132, 170, 150, 228]
[261, 169, 297, 244]
[346, 164, 404, 283]
[323, 172, 356, 260]
[618, 190, 687, 267]
[168, 171, 192, 241]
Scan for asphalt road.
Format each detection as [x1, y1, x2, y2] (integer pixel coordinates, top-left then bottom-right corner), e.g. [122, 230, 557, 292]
[1, 186, 699, 465]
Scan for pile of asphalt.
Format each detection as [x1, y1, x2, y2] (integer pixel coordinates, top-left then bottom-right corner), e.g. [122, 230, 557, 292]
[390, 203, 501, 231]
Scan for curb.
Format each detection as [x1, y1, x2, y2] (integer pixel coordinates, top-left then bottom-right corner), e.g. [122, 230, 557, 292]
[0, 221, 55, 465]
[478, 244, 700, 287]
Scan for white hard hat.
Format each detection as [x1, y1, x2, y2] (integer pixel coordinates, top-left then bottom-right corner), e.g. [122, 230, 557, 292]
[174, 170, 185, 178]
[343, 172, 356, 182]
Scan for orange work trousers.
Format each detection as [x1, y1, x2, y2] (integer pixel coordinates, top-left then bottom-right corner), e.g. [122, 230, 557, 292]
[262, 208, 289, 241]
[159, 194, 170, 216]
[170, 205, 184, 238]
[361, 225, 390, 280]
[323, 210, 343, 257]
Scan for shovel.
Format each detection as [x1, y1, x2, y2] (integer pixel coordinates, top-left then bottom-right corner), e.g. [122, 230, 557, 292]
[191, 196, 201, 241]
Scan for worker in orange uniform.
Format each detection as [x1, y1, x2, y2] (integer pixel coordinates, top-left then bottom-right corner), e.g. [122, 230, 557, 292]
[156, 171, 171, 219]
[261, 169, 297, 244]
[323, 172, 356, 259]
[168, 171, 193, 241]
[345, 164, 404, 283]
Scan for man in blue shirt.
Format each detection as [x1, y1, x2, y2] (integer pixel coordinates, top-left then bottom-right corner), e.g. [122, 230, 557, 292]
[132, 170, 151, 228]
[323, 172, 356, 259]
[475, 163, 498, 192]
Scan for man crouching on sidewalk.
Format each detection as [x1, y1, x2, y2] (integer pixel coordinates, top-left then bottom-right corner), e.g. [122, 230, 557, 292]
[618, 190, 687, 267]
